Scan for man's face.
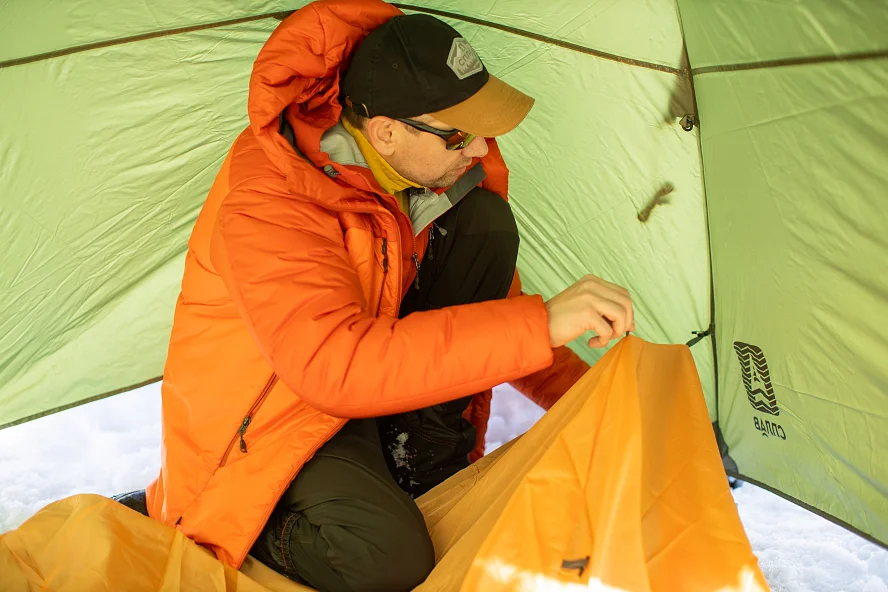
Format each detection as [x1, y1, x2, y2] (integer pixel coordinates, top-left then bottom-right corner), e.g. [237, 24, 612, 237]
[365, 114, 489, 188]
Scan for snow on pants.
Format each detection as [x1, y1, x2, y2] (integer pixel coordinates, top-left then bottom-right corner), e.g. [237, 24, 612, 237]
[250, 188, 521, 592]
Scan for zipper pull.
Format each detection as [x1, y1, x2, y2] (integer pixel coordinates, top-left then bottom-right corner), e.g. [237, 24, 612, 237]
[381, 238, 389, 272]
[412, 252, 421, 290]
[427, 227, 434, 260]
[238, 416, 251, 453]
[435, 222, 447, 236]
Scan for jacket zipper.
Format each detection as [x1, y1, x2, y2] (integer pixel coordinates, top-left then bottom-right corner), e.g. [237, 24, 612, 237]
[413, 222, 444, 288]
[412, 252, 421, 290]
[426, 222, 446, 261]
[427, 225, 434, 260]
[218, 373, 278, 467]
[376, 238, 389, 314]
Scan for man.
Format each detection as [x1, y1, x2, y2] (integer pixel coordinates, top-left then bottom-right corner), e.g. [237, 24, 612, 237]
[135, 1, 633, 591]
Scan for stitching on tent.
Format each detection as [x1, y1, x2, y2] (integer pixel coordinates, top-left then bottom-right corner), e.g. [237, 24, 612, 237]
[0, 12, 293, 69]
[5, 7, 881, 76]
[393, 4, 686, 77]
[0, 376, 162, 431]
[693, 49, 888, 75]
[729, 471, 888, 551]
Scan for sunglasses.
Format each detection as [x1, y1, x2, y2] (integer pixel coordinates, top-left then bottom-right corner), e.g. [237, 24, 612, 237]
[396, 118, 476, 150]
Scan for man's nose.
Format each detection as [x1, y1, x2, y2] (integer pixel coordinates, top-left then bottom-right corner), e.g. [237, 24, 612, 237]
[461, 136, 489, 159]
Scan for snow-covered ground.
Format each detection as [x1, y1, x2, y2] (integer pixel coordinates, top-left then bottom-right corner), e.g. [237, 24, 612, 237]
[1, 383, 886, 591]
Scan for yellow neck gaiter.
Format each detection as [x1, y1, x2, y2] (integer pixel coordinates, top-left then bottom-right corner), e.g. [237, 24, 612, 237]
[340, 117, 421, 215]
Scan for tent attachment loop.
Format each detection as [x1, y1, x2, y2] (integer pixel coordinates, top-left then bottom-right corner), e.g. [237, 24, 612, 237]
[686, 325, 713, 347]
[637, 183, 674, 222]
[680, 114, 697, 131]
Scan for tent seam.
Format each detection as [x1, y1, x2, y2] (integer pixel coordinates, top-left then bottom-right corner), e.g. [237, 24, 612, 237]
[0, 376, 163, 431]
[729, 471, 888, 551]
[4, 8, 885, 76]
[0, 12, 292, 69]
[693, 48, 888, 75]
[392, 4, 685, 76]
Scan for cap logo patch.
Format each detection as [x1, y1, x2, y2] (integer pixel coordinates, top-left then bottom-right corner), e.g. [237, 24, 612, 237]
[446, 38, 483, 80]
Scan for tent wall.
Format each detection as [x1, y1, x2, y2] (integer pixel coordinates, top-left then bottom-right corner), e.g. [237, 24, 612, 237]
[0, 1, 714, 426]
[677, 0, 888, 546]
[408, 7, 715, 405]
[396, 0, 686, 68]
[0, 2, 301, 65]
[0, 18, 286, 428]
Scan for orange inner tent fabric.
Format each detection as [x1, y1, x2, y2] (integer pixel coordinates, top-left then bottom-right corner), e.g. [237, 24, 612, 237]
[0, 337, 769, 591]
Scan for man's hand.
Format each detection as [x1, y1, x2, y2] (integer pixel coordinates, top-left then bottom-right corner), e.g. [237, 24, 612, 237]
[544, 275, 635, 349]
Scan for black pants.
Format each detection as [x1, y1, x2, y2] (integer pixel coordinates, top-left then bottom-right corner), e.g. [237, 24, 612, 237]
[251, 189, 519, 592]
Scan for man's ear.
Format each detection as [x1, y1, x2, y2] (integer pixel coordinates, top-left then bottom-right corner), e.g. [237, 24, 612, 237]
[365, 116, 397, 156]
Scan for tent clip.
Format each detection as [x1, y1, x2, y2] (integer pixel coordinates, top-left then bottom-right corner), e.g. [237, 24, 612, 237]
[686, 325, 713, 347]
[680, 114, 697, 131]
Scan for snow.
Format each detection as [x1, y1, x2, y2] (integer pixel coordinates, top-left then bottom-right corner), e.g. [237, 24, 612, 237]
[1, 382, 886, 591]
[0, 385, 162, 533]
[389, 432, 413, 469]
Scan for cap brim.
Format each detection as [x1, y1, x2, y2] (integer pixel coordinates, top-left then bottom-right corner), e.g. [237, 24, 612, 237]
[429, 75, 534, 137]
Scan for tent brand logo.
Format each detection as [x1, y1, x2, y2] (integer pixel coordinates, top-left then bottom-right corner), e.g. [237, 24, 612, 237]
[753, 416, 787, 440]
[447, 38, 483, 80]
[734, 342, 779, 416]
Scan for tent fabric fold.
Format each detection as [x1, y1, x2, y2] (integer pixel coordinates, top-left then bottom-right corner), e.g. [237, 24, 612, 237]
[0, 337, 768, 591]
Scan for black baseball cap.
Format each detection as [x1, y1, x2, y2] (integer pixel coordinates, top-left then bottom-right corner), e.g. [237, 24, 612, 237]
[341, 14, 534, 137]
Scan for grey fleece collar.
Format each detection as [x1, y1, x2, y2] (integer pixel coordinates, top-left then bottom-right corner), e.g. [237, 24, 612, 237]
[320, 123, 487, 235]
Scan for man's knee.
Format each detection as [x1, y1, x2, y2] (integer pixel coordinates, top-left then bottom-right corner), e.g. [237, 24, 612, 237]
[456, 187, 518, 237]
[313, 518, 435, 592]
[448, 188, 519, 275]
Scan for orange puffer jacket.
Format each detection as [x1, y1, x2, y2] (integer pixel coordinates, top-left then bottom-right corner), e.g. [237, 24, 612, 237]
[146, 0, 590, 568]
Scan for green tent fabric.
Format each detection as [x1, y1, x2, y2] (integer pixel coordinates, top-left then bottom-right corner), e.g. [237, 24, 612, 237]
[1, 0, 886, 551]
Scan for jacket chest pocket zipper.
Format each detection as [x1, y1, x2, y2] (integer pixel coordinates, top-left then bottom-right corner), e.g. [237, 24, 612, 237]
[219, 374, 278, 467]
[412, 252, 421, 290]
[376, 238, 389, 315]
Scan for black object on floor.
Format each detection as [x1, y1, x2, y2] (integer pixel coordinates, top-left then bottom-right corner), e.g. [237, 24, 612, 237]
[111, 489, 149, 516]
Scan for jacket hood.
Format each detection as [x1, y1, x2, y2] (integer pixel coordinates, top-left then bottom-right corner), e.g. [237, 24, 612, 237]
[247, 0, 511, 214]
[248, 0, 401, 192]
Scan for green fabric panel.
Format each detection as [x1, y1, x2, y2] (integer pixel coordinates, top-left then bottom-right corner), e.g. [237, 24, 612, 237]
[678, 0, 888, 68]
[425, 15, 715, 406]
[399, 0, 686, 68]
[699, 59, 888, 544]
[2, 4, 715, 427]
[0, 20, 278, 428]
[0, 1, 308, 64]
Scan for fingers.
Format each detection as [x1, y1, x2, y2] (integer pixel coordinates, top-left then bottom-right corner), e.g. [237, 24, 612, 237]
[588, 335, 607, 348]
[580, 276, 634, 347]
[586, 314, 614, 348]
[548, 274, 636, 349]
[606, 283, 633, 336]
[609, 283, 634, 334]
[583, 277, 632, 323]
[625, 289, 635, 334]
[600, 303, 629, 337]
